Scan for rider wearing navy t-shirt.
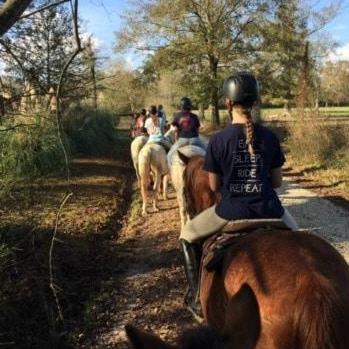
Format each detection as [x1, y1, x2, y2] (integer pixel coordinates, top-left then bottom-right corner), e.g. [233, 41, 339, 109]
[179, 72, 298, 318]
[167, 97, 206, 166]
[205, 123, 285, 220]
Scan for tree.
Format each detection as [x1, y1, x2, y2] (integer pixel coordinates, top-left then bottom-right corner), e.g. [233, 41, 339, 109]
[1, 1, 74, 93]
[257, 0, 339, 109]
[320, 61, 349, 106]
[0, 0, 32, 36]
[0, 0, 91, 112]
[116, 0, 269, 125]
[100, 60, 146, 113]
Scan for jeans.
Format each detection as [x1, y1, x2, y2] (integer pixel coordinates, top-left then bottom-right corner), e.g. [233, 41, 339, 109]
[167, 137, 207, 167]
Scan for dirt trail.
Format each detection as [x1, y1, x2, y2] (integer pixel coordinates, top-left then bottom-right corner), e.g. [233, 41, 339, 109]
[80, 188, 193, 348]
[80, 168, 349, 348]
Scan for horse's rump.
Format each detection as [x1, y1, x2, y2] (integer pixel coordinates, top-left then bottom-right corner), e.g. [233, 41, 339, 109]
[131, 135, 148, 163]
[139, 143, 168, 176]
[170, 145, 206, 227]
[200, 229, 349, 349]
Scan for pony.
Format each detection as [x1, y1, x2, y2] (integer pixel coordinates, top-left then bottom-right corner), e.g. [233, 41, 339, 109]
[138, 143, 169, 216]
[126, 153, 349, 349]
[131, 128, 175, 188]
[131, 135, 148, 187]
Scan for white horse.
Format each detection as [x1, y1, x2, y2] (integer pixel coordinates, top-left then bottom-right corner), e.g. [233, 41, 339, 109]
[138, 143, 169, 216]
[130, 135, 148, 187]
[131, 127, 175, 188]
[170, 145, 206, 228]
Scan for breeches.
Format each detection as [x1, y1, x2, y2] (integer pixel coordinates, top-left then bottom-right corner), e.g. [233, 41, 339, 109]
[180, 205, 299, 243]
[167, 137, 206, 166]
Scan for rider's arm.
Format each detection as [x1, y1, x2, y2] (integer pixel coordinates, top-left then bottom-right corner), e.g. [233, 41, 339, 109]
[271, 167, 283, 188]
[172, 114, 180, 141]
[208, 172, 221, 192]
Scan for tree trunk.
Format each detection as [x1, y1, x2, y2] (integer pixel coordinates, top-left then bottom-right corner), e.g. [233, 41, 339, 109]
[0, 0, 32, 36]
[198, 103, 205, 120]
[209, 55, 220, 125]
[91, 59, 97, 109]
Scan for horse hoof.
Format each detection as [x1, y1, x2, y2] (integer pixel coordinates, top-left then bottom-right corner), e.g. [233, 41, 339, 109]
[142, 211, 147, 216]
[153, 207, 159, 213]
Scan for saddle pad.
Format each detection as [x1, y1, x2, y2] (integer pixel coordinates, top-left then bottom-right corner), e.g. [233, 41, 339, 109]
[221, 219, 286, 233]
[202, 222, 290, 272]
[202, 232, 246, 272]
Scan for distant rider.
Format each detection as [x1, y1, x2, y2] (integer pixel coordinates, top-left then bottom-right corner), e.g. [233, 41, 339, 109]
[144, 105, 171, 151]
[167, 97, 206, 166]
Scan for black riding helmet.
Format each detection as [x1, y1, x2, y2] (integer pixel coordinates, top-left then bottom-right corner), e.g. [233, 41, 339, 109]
[179, 97, 192, 111]
[223, 72, 259, 106]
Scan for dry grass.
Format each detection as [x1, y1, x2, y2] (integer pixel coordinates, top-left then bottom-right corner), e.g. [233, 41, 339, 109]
[285, 118, 349, 199]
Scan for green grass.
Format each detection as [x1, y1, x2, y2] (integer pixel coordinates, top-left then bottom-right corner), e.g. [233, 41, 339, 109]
[196, 106, 349, 124]
[262, 106, 349, 118]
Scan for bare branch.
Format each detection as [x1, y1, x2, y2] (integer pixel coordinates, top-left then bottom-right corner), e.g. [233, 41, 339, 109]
[0, 123, 37, 132]
[0, 38, 25, 72]
[0, 0, 32, 36]
[19, 0, 70, 20]
[55, 0, 83, 187]
[49, 191, 73, 322]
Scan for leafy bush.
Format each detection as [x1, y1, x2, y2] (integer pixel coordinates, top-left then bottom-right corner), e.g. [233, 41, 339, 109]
[64, 107, 120, 157]
[0, 118, 64, 180]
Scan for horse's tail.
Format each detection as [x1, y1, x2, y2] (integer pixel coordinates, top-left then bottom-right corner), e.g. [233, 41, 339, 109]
[295, 274, 348, 349]
[131, 136, 147, 180]
[138, 144, 152, 182]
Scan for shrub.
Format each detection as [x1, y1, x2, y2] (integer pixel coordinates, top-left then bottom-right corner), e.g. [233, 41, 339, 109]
[0, 117, 64, 180]
[285, 117, 349, 165]
[63, 107, 120, 157]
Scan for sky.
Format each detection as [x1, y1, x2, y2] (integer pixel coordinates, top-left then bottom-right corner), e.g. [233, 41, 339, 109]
[79, 0, 349, 69]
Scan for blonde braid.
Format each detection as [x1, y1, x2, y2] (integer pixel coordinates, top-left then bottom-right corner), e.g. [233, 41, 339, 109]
[244, 107, 255, 155]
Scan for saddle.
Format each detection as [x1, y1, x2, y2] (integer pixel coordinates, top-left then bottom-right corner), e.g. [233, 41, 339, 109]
[202, 219, 288, 272]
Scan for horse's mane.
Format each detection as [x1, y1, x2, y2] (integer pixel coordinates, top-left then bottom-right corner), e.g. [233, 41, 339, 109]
[179, 326, 225, 349]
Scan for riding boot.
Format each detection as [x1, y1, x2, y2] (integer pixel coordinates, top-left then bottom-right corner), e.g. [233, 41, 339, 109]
[179, 239, 203, 320]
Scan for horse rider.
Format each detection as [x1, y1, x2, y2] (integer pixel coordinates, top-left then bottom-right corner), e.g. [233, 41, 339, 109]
[167, 97, 207, 166]
[130, 109, 148, 139]
[179, 72, 298, 318]
[144, 105, 172, 151]
[158, 104, 167, 125]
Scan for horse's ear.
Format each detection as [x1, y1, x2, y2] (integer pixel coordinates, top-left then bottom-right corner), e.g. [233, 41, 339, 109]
[223, 284, 261, 349]
[177, 150, 190, 164]
[125, 325, 174, 349]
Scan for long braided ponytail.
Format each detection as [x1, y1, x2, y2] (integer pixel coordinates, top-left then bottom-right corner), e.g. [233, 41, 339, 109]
[244, 107, 255, 156]
[222, 72, 259, 156]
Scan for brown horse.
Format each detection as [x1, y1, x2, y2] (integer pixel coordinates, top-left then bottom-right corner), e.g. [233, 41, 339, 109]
[126, 154, 349, 349]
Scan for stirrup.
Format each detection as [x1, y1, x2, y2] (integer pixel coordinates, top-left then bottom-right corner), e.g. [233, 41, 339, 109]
[184, 289, 204, 323]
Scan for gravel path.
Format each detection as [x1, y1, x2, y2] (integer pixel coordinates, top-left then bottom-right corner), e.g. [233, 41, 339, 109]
[279, 179, 349, 262]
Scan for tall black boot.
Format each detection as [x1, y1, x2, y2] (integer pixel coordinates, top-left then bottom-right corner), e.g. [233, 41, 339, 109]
[180, 239, 203, 320]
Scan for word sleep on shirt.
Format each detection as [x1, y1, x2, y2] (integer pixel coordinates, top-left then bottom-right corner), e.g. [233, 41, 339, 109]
[204, 123, 285, 220]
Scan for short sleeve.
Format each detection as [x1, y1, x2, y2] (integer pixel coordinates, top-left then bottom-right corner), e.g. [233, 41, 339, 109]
[203, 136, 222, 174]
[144, 118, 150, 130]
[270, 134, 286, 169]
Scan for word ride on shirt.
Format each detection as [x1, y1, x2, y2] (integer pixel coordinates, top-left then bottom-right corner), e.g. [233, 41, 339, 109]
[204, 123, 285, 220]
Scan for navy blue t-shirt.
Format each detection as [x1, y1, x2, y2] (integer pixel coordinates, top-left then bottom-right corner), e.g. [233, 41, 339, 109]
[172, 111, 200, 138]
[203, 123, 285, 220]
